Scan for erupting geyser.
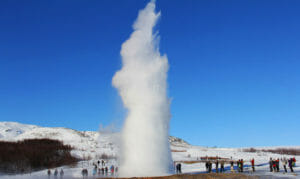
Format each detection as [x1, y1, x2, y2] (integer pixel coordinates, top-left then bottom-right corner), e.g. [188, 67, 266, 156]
[112, 0, 172, 177]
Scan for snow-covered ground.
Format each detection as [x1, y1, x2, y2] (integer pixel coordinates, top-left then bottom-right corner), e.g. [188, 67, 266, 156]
[172, 145, 299, 178]
[0, 122, 299, 178]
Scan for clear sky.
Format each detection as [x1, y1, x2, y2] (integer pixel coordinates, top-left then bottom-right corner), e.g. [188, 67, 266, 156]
[1, 0, 299, 147]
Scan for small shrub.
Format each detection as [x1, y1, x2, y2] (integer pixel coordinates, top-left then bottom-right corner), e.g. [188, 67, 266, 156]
[171, 150, 187, 152]
[0, 138, 78, 174]
[262, 148, 300, 156]
[242, 147, 300, 156]
[243, 148, 257, 153]
[98, 153, 117, 160]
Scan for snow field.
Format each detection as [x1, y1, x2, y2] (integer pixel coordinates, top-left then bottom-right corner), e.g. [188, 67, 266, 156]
[0, 122, 299, 178]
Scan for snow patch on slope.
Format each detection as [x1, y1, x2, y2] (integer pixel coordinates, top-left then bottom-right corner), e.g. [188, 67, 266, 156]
[0, 122, 38, 140]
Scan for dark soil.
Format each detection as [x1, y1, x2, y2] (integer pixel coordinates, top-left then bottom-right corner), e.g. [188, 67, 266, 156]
[99, 173, 259, 179]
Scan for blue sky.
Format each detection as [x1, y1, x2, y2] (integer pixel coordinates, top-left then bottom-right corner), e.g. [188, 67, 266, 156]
[0, 0, 299, 147]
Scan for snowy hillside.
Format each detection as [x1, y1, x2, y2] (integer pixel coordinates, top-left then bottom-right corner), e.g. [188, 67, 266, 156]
[0, 122, 119, 160]
[0, 122, 188, 160]
[0, 122, 38, 140]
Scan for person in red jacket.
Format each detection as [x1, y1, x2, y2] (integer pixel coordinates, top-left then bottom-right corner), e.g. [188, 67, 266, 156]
[292, 157, 296, 167]
[251, 158, 255, 172]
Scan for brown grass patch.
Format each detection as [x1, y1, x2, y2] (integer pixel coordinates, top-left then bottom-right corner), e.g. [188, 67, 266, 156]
[99, 173, 259, 179]
[181, 161, 202, 164]
[243, 147, 300, 155]
[171, 150, 187, 152]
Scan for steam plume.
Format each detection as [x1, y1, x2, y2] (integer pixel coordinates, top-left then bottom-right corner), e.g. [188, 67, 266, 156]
[112, 0, 172, 177]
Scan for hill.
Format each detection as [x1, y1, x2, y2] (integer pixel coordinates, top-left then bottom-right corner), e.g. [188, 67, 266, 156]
[0, 122, 189, 160]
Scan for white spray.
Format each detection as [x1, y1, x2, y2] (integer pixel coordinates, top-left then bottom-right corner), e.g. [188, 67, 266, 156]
[112, 0, 172, 177]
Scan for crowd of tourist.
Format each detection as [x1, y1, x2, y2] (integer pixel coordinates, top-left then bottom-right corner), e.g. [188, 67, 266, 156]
[47, 168, 64, 178]
[46, 159, 118, 178]
[202, 157, 297, 174]
[46, 157, 297, 177]
[269, 157, 296, 173]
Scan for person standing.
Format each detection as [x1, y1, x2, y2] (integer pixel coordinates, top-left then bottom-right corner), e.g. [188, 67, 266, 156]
[281, 158, 288, 173]
[292, 157, 296, 167]
[215, 160, 219, 173]
[47, 169, 51, 177]
[60, 169, 64, 178]
[110, 165, 115, 176]
[176, 163, 182, 174]
[251, 158, 255, 172]
[176, 163, 179, 174]
[220, 160, 225, 173]
[241, 159, 244, 172]
[276, 158, 280, 172]
[272, 159, 276, 172]
[81, 169, 88, 177]
[269, 158, 273, 172]
[288, 158, 294, 172]
[105, 167, 108, 175]
[54, 169, 58, 177]
[179, 163, 182, 174]
[93, 166, 97, 176]
[230, 160, 235, 173]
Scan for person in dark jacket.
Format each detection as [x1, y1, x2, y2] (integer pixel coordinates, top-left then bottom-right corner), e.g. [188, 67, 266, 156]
[289, 158, 294, 172]
[276, 159, 280, 172]
[269, 158, 273, 172]
[215, 160, 219, 173]
[105, 167, 108, 175]
[176, 163, 179, 174]
[241, 159, 244, 172]
[47, 169, 51, 176]
[81, 169, 88, 177]
[60, 169, 64, 177]
[54, 169, 58, 176]
[178, 163, 182, 174]
[220, 160, 225, 173]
